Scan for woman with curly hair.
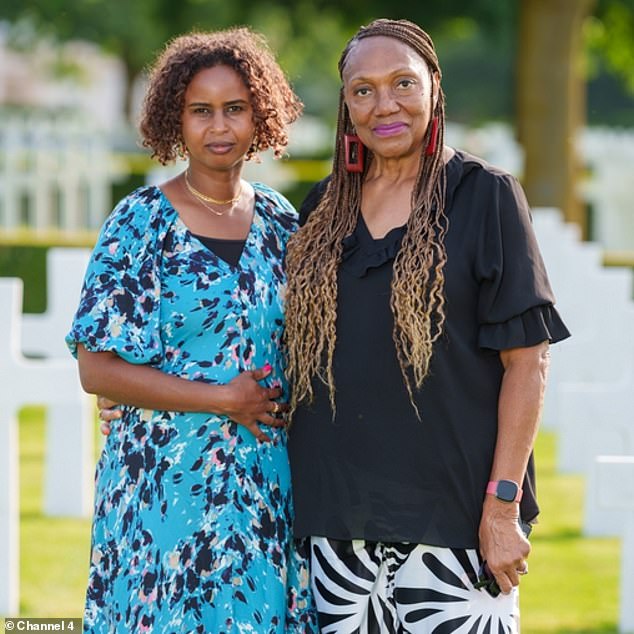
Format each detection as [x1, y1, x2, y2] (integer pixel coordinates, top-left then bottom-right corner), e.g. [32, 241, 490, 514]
[66, 27, 317, 633]
[284, 19, 570, 633]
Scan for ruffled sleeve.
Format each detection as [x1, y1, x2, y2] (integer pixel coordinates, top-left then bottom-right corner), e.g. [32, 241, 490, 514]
[479, 304, 569, 350]
[65, 186, 170, 365]
[475, 173, 570, 350]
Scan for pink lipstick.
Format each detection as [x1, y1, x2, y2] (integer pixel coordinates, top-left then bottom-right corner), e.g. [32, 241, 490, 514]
[373, 123, 407, 137]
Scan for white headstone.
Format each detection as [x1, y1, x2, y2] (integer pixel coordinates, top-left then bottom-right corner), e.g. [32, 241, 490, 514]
[532, 208, 634, 430]
[22, 248, 90, 358]
[580, 127, 634, 252]
[584, 451, 632, 538]
[558, 352, 634, 475]
[590, 456, 634, 633]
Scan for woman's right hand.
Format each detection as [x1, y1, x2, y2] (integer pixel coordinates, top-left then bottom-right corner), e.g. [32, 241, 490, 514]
[96, 364, 287, 442]
[96, 395, 121, 436]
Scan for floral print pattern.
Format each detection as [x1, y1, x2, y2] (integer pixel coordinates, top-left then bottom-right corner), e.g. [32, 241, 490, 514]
[67, 184, 317, 633]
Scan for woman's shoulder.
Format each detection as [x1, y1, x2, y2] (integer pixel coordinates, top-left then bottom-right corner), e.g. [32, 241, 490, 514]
[106, 185, 165, 222]
[99, 185, 171, 244]
[252, 181, 298, 227]
[252, 181, 295, 210]
[449, 149, 520, 190]
[446, 149, 527, 216]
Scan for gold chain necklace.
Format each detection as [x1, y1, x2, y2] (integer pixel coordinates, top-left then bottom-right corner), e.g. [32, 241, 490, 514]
[189, 192, 230, 217]
[184, 170, 242, 205]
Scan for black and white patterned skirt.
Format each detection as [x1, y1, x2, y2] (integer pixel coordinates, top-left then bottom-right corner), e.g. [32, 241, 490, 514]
[306, 537, 520, 633]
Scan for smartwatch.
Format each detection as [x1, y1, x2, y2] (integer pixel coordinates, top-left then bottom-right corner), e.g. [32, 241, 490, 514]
[486, 479, 523, 503]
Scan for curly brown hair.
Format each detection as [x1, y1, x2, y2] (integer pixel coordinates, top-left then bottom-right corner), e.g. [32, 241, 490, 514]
[139, 27, 303, 165]
[285, 19, 448, 418]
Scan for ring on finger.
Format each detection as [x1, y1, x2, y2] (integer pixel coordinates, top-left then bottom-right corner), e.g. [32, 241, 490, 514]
[272, 402, 280, 414]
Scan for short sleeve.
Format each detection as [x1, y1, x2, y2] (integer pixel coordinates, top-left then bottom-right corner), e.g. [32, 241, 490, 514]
[475, 174, 570, 350]
[65, 188, 166, 365]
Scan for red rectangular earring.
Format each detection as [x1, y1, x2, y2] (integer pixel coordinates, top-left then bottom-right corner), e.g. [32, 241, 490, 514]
[425, 117, 439, 156]
[344, 134, 364, 172]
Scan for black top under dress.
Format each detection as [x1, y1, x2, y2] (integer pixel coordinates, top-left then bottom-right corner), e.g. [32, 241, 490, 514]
[287, 149, 570, 549]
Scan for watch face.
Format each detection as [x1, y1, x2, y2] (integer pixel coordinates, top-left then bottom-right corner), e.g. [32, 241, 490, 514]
[497, 480, 518, 502]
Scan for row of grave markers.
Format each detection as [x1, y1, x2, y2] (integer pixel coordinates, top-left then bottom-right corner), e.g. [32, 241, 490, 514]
[0, 249, 92, 616]
[1, 222, 634, 627]
[533, 208, 634, 633]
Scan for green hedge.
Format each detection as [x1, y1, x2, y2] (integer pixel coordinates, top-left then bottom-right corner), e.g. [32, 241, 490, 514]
[0, 245, 50, 313]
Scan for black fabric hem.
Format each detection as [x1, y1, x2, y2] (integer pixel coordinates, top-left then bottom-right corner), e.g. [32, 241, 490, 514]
[478, 303, 571, 351]
[292, 527, 480, 550]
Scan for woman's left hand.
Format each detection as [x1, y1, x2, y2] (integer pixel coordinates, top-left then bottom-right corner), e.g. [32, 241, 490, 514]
[478, 497, 531, 595]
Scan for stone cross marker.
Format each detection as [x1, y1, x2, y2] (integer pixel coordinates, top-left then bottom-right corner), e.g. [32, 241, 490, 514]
[0, 278, 87, 616]
[22, 247, 90, 358]
[21, 248, 94, 518]
[591, 456, 634, 633]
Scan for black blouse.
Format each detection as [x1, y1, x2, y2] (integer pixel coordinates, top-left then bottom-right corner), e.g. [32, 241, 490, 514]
[287, 149, 570, 549]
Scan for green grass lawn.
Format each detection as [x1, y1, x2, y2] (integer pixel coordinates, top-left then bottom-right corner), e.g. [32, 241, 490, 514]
[15, 406, 621, 631]
[520, 433, 620, 633]
[19, 406, 94, 618]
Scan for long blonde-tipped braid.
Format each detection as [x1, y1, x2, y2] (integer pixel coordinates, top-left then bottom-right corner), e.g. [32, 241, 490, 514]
[285, 93, 361, 414]
[285, 19, 448, 418]
[391, 103, 448, 418]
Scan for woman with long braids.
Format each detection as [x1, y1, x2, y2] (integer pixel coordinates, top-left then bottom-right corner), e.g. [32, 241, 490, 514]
[285, 18, 570, 633]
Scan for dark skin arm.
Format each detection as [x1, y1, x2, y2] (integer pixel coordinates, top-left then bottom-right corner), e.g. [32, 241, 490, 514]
[478, 340, 550, 593]
[77, 344, 287, 442]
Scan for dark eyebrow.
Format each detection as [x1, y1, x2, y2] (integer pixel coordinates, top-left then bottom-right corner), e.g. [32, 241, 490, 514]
[187, 99, 249, 108]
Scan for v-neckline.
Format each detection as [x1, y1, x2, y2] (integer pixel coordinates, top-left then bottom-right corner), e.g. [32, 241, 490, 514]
[357, 213, 406, 247]
[157, 185, 261, 271]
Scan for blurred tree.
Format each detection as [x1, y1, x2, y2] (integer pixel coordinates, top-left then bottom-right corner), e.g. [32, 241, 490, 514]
[585, 0, 634, 124]
[3, 1, 164, 115]
[588, 0, 634, 91]
[0, 1, 519, 119]
[517, 0, 596, 235]
[3, 0, 633, 233]
[1, 0, 350, 120]
[4, 2, 630, 121]
[515, 0, 633, 232]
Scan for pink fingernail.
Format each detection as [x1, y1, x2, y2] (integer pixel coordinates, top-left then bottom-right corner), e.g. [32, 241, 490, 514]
[263, 363, 272, 373]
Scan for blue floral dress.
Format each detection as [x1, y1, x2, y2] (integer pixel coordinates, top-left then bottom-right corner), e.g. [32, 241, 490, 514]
[66, 184, 317, 633]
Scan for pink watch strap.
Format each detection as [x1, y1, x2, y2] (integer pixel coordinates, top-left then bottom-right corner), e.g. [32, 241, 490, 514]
[486, 480, 523, 502]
